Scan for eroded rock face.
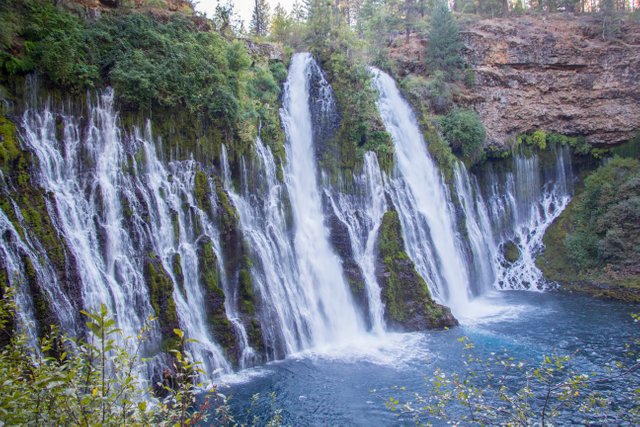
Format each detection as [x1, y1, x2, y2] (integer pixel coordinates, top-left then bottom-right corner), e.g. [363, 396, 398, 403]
[460, 15, 640, 146]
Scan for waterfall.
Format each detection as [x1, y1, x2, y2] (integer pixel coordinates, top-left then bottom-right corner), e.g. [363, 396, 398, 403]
[370, 68, 575, 312]
[14, 91, 233, 379]
[0, 52, 580, 381]
[482, 144, 574, 290]
[0, 205, 77, 345]
[325, 152, 388, 334]
[370, 68, 472, 314]
[278, 52, 365, 346]
[453, 162, 499, 295]
[20, 92, 158, 346]
[135, 129, 232, 376]
[225, 137, 310, 357]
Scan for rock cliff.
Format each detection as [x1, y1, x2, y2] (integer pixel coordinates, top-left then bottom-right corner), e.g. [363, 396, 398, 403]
[459, 14, 640, 146]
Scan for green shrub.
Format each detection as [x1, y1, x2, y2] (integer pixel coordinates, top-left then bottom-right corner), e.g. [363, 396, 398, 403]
[441, 109, 486, 165]
[565, 156, 640, 272]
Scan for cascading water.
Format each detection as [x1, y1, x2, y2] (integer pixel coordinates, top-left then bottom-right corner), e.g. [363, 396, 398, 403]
[135, 129, 232, 376]
[453, 162, 499, 294]
[20, 92, 158, 345]
[281, 53, 365, 345]
[370, 68, 576, 314]
[370, 68, 472, 314]
[481, 144, 574, 290]
[9, 91, 234, 379]
[324, 152, 388, 334]
[0, 51, 580, 389]
[0, 205, 77, 345]
[225, 137, 311, 357]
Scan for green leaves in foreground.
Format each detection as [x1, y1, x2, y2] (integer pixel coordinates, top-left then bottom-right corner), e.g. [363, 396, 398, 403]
[0, 290, 229, 426]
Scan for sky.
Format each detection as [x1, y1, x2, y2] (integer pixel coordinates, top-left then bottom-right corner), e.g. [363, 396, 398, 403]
[194, 0, 297, 27]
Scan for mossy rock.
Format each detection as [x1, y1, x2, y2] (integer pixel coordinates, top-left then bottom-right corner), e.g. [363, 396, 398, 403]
[144, 253, 179, 349]
[0, 115, 81, 332]
[196, 237, 240, 366]
[502, 241, 520, 264]
[375, 210, 457, 330]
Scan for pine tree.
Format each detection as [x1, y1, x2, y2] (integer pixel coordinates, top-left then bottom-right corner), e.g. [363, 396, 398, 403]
[271, 3, 291, 42]
[250, 0, 271, 37]
[426, 1, 463, 79]
[291, 0, 307, 21]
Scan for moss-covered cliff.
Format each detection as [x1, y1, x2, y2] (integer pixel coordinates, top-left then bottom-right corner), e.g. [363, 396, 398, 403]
[375, 210, 458, 330]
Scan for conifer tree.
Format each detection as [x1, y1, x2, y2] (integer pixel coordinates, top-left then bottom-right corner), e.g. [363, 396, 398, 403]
[250, 0, 271, 37]
[426, 1, 463, 79]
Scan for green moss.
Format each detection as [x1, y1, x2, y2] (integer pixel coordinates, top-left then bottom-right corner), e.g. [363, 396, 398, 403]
[144, 253, 178, 348]
[502, 241, 520, 264]
[23, 255, 52, 337]
[214, 176, 239, 234]
[193, 170, 213, 214]
[0, 116, 22, 170]
[537, 156, 640, 301]
[377, 211, 431, 323]
[238, 268, 254, 315]
[424, 127, 457, 182]
[484, 143, 512, 161]
[196, 237, 239, 365]
[171, 210, 180, 245]
[199, 240, 221, 294]
[171, 253, 185, 298]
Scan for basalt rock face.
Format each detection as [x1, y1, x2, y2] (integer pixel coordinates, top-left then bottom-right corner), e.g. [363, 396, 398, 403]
[459, 14, 640, 146]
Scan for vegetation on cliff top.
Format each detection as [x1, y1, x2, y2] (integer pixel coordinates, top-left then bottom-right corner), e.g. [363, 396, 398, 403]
[0, 0, 286, 166]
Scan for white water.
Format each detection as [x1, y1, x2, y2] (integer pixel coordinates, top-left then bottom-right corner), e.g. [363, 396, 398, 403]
[487, 144, 573, 290]
[0, 205, 77, 345]
[21, 93, 157, 345]
[453, 162, 499, 295]
[226, 137, 312, 357]
[0, 55, 578, 382]
[16, 92, 233, 379]
[136, 129, 232, 376]
[279, 53, 365, 346]
[371, 68, 472, 315]
[325, 152, 388, 333]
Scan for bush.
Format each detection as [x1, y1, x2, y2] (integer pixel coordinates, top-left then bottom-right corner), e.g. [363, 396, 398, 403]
[0, 288, 283, 425]
[565, 156, 640, 272]
[441, 109, 486, 164]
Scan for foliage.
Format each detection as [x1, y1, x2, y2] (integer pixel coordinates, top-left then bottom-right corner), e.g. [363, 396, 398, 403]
[0, 0, 96, 87]
[250, 0, 271, 37]
[424, 126, 458, 182]
[0, 289, 280, 425]
[0, 1, 286, 165]
[426, 0, 463, 79]
[402, 71, 453, 116]
[0, 292, 219, 425]
[441, 108, 486, 165]
[564, 156, 640, 272]
[387, 328, 640, 425]
[302, 4, 394, 177]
